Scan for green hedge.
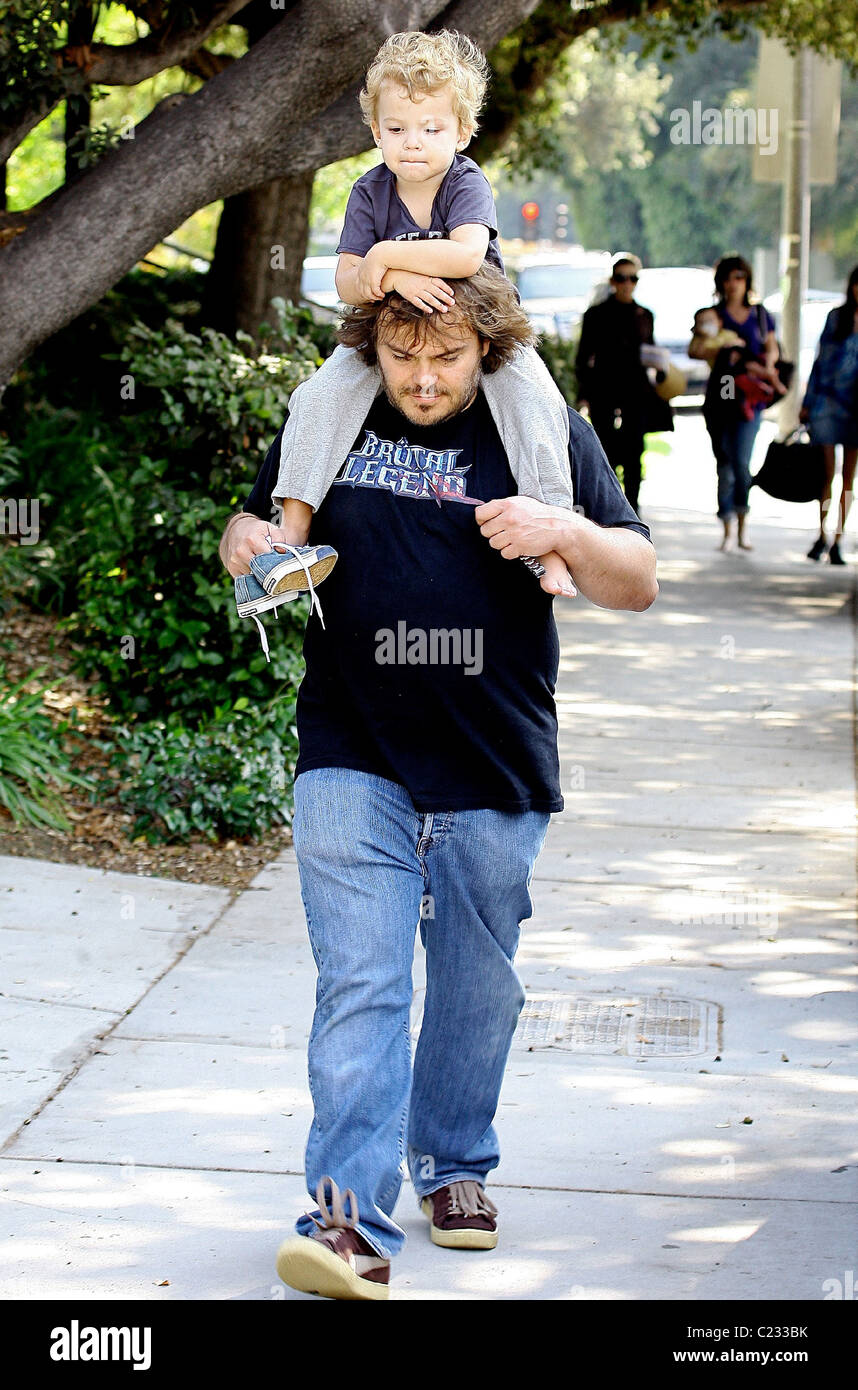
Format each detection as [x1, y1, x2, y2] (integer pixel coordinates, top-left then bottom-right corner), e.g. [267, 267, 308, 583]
[1, 272, 335, 841]
[102, 698, 298, 843]
[0, 667, 89, 830]
[4, 280, 328, 723]
[535, 330, 580, 406]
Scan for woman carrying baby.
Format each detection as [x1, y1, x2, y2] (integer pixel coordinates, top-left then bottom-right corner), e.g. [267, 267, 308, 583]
[690, 255, 786, 552]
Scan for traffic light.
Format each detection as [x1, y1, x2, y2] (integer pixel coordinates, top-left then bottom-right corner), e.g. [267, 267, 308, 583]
[555, 202, 569, 241]
[520, 201, 540, 237]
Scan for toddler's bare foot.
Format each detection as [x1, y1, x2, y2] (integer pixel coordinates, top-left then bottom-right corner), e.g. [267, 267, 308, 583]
[273, 526, 313, 549]
[537, 550, 577, 597]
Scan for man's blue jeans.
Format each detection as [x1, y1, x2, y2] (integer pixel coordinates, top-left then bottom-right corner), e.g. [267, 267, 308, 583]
[290, 767, 551, 1258]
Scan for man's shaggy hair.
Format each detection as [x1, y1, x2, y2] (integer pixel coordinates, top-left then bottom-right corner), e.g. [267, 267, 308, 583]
[337, 265, 536, 374]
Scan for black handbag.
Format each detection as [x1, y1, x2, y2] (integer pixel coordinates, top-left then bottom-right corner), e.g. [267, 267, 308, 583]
[642, 383, 674, 434]
[752, 429, 827, 503]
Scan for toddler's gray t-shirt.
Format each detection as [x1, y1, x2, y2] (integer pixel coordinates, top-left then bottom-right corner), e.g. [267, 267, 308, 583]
[337, 154, 504, 274]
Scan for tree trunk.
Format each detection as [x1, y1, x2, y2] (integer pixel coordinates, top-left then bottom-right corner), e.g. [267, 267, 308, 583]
[203, 0, 313, 339]
[203, 170, 315, 338]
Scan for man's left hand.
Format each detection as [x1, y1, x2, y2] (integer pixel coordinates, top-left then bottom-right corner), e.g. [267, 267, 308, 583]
[475, 496, 572, 561]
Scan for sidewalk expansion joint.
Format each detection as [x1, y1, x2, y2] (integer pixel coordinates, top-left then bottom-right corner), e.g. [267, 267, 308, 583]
[563, 732, 856, 754]
[0, 991, 121, 1017]
[113, 1033, 305, 1050]
[0, 1154, 855, 1205]
[532, 873, 843, 894]
[552, 819, 854, 840]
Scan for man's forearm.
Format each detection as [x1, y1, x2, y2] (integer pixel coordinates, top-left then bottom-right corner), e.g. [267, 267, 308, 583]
[554, 513, 657, 611]
[475, 495, 658, 612]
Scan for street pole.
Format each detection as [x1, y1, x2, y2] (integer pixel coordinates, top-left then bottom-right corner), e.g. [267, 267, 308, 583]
[778, 47, 811, 434]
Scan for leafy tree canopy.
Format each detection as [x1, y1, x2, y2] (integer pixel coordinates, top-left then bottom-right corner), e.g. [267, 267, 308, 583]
[1, 0, 856, 389]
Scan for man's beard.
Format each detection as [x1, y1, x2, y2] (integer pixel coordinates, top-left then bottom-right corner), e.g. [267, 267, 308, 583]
[380, 359, 484, 426]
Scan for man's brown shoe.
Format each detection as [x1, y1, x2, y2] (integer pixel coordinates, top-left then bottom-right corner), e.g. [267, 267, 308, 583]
[420, 1180, 498, 1250]
[276, 1177, 390, 1300]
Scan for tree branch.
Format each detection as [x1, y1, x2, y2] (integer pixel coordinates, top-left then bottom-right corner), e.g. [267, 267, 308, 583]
[248, 0, 772, 178]
[180, 47, 236, 81]
[0, 96, 61, 169]
[65, 0, 250, 84]
[0, 0, 248, 175]
[471, 0, 773, 161]
[0, 0, 455, 387]
[225, 0, 697, 180]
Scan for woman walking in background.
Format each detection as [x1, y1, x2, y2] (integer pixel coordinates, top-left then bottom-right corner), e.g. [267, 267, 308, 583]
[801, 266, 858, 566]
[690, 255, 785, 552]
[576, 253, 669, 520]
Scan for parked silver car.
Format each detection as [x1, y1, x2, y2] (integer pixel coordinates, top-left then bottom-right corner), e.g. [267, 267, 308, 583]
[512, 251, 613, 339]
[300, 256, 341, 319]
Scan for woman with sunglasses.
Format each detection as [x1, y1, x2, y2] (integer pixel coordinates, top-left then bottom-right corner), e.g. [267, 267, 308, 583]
[576, 253, 667, 519]
[690, 255, 783, 552]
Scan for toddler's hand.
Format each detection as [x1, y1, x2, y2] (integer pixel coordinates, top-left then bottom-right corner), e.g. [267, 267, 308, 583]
[356, 247, 388, 302]
[387, 270, 455, 314]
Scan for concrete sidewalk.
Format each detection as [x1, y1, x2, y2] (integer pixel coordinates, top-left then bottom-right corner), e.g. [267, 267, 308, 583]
[1, 454, 856, 1300]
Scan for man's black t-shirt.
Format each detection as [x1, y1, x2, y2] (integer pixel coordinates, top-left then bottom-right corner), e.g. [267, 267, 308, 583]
[243, 388, 650, 814]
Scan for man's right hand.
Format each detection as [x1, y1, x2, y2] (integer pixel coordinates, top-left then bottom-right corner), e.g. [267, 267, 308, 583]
[220, 514, 291, 577]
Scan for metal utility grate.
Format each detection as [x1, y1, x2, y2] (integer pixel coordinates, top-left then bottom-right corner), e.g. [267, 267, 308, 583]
[410, 989, 720, 1056]
[512, 993, 719, 1057]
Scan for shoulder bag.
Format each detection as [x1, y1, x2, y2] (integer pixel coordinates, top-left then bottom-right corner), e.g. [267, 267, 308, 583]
[751, 428, 826, 503]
